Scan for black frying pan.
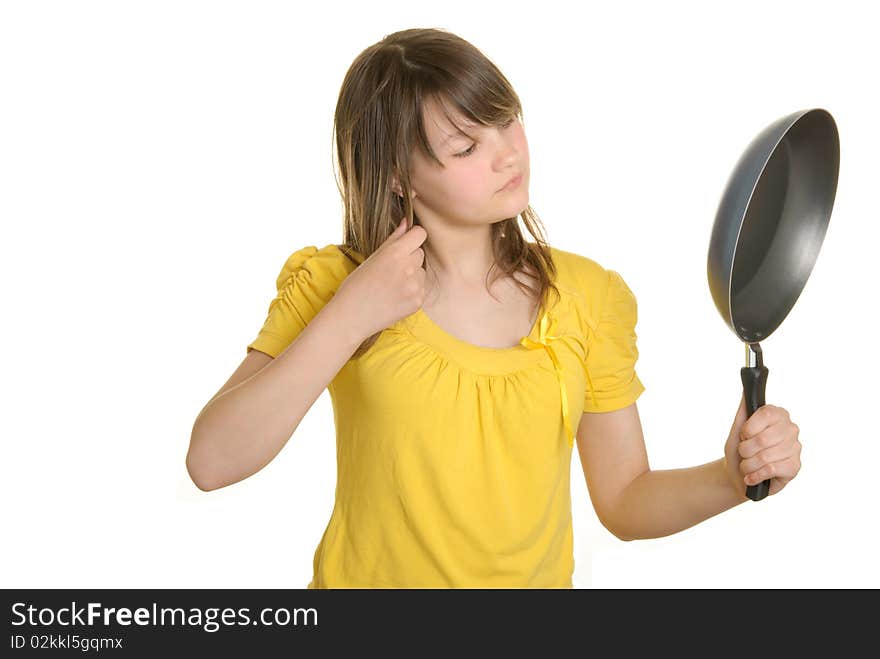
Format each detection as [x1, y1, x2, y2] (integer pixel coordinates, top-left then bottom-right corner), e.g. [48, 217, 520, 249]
[707, 108, 840, 501]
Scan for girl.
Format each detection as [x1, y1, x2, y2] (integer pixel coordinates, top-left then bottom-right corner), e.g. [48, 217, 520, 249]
[186, 27, 803, 588]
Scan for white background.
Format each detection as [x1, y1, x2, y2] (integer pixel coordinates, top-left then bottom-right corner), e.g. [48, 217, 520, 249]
[2, 0, 877, 589]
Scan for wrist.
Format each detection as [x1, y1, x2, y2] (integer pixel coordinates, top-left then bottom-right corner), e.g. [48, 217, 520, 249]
[325, 295, 369, 349]
[721, 455, 750, 505]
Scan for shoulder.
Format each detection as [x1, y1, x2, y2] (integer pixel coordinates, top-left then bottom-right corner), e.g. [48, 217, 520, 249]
[547, 245, 638, 319]
[547, 245, 611, 299]
[273, 243, 364, 293]
[548, 245, 606, 282]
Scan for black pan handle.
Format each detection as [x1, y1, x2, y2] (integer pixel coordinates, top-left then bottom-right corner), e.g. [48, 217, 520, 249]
[740, 346, 770, 501]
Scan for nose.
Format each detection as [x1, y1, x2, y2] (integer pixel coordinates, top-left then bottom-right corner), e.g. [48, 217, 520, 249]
[495, 135, 520, 169]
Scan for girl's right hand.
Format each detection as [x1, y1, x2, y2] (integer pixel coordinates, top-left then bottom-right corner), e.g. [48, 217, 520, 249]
[332, 217, 428, 342]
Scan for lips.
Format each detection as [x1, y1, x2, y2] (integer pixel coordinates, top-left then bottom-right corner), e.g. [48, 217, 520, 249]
[499, 173, 523, 191]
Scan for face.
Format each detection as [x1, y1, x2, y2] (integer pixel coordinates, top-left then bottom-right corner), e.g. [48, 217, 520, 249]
[398, 96, 530, 229]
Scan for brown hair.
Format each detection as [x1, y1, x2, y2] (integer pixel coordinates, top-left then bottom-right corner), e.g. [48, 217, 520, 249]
[332, 27, 560, 360]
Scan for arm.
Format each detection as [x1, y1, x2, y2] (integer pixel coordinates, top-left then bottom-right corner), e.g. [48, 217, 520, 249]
[575, 403, 748, 542]
[186, 297, 365, 492]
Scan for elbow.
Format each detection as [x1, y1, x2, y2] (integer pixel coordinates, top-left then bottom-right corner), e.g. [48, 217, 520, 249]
[186, 443, 221, 492]
[190, 474, 217, 493]
[186, 419, 232, 492]
[609, 526, 635, 542]
[186, 458, 214, 492]
[598, 513, 635, 542]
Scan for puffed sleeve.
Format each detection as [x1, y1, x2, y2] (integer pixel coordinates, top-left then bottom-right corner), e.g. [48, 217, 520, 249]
[246, 244, 354, 358]
[582, 268, 646, 413]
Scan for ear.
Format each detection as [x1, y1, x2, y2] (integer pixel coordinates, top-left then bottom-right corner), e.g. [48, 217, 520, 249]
[391, 174, 416, 200]
[391, 171, 403, 198]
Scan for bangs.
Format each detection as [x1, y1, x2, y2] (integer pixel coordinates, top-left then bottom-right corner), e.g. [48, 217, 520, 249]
[413, 85, 522, 166]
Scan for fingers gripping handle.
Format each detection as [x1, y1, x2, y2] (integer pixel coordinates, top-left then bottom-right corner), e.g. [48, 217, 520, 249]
[741, 343, 770, 502]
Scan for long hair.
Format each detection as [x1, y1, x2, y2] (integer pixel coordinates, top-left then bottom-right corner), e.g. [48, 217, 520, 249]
[332, 27, 560, 360]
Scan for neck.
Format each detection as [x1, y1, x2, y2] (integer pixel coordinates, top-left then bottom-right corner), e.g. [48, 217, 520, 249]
[422, 223, 497, 288]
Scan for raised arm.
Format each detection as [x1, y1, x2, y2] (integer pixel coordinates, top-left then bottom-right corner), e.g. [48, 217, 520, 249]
[186, 297, 365, 491]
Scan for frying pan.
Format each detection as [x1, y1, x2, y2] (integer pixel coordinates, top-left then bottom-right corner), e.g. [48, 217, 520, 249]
[707, 107, 840, 501]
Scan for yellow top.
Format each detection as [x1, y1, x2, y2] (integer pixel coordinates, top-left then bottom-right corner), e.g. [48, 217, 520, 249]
[247, 243, 646, 588]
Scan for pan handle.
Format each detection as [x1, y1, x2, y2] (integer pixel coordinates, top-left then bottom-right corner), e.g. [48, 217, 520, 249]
[741, 343, 770, 501]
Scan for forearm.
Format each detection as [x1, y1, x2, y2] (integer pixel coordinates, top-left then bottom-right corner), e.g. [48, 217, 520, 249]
[607, 458, 749, 541]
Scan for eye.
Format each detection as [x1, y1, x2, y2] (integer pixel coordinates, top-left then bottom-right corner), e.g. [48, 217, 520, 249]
[454, 143, 477, 158]
[453, 118, 516, 159]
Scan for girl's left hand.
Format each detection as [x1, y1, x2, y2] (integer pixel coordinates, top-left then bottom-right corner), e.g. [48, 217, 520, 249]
[723, 395, 802, 499]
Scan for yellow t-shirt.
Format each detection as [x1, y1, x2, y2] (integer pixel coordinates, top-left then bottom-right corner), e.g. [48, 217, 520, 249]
[247, 243, 646, 588]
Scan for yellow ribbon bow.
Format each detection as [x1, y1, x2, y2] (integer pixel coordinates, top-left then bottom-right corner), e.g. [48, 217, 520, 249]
[520, 310, 597, 449]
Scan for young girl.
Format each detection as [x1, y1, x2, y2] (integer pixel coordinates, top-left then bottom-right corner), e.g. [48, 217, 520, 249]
[186, 28, 803, 589]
